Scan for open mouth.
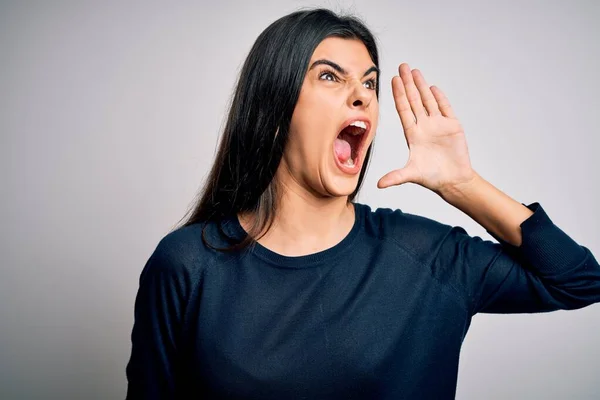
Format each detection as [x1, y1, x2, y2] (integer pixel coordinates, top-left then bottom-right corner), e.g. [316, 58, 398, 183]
[334, 120, 368, 169]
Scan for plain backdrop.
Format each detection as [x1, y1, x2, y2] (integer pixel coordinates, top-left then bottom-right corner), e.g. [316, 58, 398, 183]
[1, 0, 599, 399]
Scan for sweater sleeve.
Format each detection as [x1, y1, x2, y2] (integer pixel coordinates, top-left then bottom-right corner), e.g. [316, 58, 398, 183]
[432, 202, 600, 316]
[126, 239, 191, 399]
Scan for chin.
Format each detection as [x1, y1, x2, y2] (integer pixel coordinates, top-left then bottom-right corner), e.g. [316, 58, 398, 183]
[323, 174, 361, 198]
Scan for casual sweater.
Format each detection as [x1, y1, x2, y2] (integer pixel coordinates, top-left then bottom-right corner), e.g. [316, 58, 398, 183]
[125, 201, 600, 399]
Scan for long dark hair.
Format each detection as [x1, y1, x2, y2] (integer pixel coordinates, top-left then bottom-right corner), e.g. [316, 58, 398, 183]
[175, 8, 380, 252]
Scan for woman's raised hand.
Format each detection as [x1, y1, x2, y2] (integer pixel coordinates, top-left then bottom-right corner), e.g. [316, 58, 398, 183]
[377, 63, 477, 196]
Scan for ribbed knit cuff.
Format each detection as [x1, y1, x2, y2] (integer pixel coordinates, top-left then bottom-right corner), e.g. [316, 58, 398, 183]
[486, 202, 587, 277]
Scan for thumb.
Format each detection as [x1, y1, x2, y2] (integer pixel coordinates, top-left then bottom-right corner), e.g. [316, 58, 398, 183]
[377, 164, 420, 189]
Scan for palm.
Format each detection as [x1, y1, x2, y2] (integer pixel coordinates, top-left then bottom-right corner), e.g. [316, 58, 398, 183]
[377, 63, 476, 195]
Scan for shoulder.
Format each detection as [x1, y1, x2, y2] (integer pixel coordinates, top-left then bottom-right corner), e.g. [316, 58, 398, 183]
[154, 223, 207, 263]
[141, 221, 222, 284]
[356, 201, 456, 260]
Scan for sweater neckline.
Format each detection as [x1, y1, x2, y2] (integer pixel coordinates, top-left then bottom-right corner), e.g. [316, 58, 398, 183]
[222, 202, 364, 268]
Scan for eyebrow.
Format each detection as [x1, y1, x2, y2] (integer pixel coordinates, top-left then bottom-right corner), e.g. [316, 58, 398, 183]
[308, 59, 380, 79]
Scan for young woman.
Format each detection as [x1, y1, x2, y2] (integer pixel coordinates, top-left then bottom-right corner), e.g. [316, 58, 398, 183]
[125, 8, 600, 399]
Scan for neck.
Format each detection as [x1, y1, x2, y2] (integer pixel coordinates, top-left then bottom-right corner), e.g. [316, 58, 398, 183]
[238, 173, 356, 257]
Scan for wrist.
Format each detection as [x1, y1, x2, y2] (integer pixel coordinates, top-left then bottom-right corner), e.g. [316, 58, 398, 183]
[438, 170, 483, 203]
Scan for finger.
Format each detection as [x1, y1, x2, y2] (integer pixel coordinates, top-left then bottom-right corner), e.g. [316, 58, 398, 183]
[399, 63, 427, 120]
[412, 69, 441, 117]
[377, 165, 419, 189]
[391, 76, 417, 132]
[430, 85, 456, 119]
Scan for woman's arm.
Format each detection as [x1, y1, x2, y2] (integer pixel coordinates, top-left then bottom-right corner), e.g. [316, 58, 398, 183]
[126, 240, 189, 399]
[378, 63, 600, 315]
[437, 171, 600, 314]
[438, 171, 533, 247]
[430, 200, 600, 315]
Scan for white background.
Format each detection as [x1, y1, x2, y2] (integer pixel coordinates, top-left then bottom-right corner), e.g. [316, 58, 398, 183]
[1, 0, 599, 398]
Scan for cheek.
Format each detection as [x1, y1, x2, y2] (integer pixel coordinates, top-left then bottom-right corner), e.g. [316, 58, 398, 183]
[291, 103, 335, 153]
[297, 118, 332, 162]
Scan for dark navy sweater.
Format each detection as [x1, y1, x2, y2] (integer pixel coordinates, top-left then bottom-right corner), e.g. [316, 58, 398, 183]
[125, 202, 600, 399]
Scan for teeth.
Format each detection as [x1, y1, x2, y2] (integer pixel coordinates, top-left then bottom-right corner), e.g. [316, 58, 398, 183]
[344, 158, 355, 167]
[349, 120, 367, 130]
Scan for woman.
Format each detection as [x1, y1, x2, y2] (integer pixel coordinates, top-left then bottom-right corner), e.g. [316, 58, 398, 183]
[125, 8, 600, 399]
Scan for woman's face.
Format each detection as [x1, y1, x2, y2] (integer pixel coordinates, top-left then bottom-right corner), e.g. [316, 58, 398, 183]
[281, 37, 379, 198]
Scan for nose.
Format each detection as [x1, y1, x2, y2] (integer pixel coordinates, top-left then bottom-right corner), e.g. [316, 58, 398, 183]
[347, 81, 373, 109]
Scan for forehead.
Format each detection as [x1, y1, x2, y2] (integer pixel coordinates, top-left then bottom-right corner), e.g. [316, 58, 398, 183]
[309, 37, 374, 72]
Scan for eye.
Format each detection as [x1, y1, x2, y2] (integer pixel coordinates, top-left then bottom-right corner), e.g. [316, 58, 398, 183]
[364, 79, 377, 90]
[319, 69, 338, 82]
